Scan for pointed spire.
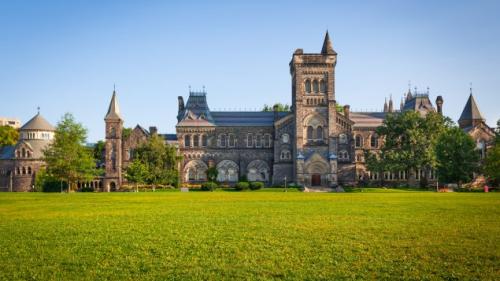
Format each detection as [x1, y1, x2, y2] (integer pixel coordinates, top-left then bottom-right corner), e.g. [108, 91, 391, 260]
[388, 95, 394, 113]
[105, 88, 122, 120]
[383, 98, 388, 112]
[321, 30, 337, 55]
[400, 97, 404, 111]
[459, 92, 485, 123]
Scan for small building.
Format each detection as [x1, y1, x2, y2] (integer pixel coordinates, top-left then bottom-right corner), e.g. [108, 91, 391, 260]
[0, 117, 21, 129]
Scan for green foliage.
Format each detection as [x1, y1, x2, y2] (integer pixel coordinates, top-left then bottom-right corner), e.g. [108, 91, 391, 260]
[201, 181, 219, 191]
[262, 103, 290, 112]
[133, 134, 181, 188]
[206, 167, 218, 183]
[122, 127, 133, 140]
[239, 175, 248, 182]
[0, 192, 498, 280]
[336, 104, 344, 113]
[43, 113, 97, 192]
[93, 140, 105, 163]
[365, 111, 451, 185]
[34, 167, 67, 192]
[435, 127, 480, 185]
[484, 143, 500, 186]
[249, 181, 264, 190]
[0, 125, 19, 147]
[125, 159, 149, 191]
[235, 181, 250, 191]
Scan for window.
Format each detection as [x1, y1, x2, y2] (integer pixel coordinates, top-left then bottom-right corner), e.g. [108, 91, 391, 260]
[16, 150, 20, 158]
[307, 126, 314, 141]
[339, 150, 349, 160]
[316, 126, 323, 140]
[355, 135, 363, 148]
[22, 148, 26, 158]
[218, 134, 226, 147]
[22, 167, 26, 175]
[16, 167, 20, 175]
[201, 135, 208, 147]
[255, 135, 262, 148]
[305, 80, 311, 93]
[320, 80, 326, 93]
[184, 135, 191, 147]
[370, 135, 378, 148]
[193, 135, 199, 147]
[27, 151, 31, 158]
[28, 167, 32, 174]
[313, 80, 319, 93]
[280, 150, 291, 160]
[263, 134, 272, 148]
[339, 134, 347, 144]
[247, 133, 253, 147]
[228, 134, 236, 147]
[282, 134, 289, 144]
[356, 154, 363, 162]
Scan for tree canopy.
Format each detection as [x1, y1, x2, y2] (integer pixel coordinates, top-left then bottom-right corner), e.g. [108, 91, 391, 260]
[43, 113, 98, 191]
[0, 125, 19, 147]
[262, 103, 290, 112]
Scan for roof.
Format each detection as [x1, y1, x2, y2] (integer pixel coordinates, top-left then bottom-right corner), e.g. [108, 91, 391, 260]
[176, 92, 216, 127]
[402, 94, 435, 113]
[20, 113, 55, 131]
[105, 91, 122, 120]
[459, 94, 484, 122]
[0, 139, 51, 160]
[350, 112, 387, 128]
[0, 145, 15, 160]
[211, 111, 289, 126]
[161, 134, 178, 141]
[321, 31, 337, 55]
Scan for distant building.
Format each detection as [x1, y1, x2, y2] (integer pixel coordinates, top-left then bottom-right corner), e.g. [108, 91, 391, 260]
[102, 32, 496, 191]
[0, 113, 55, 191]
[0, 117, 21, 129]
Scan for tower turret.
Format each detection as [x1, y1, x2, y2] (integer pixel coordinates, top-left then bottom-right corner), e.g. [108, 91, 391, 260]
[104, 89, 123, 192]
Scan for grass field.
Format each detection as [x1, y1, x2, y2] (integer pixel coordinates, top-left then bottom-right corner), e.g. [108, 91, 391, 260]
[0, 189, 498, 280]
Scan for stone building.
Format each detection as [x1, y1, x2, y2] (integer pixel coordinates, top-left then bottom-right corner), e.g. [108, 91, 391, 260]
[0, 112, 55, 191]
[103, 32, 496, 190]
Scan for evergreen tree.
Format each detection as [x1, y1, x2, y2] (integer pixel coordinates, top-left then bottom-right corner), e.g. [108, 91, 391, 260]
[43, 113, 97, 192]
[435, 127, 480, 185]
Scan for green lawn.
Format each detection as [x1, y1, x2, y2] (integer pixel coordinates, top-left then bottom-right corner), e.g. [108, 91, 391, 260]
[0, 190, 498, 280]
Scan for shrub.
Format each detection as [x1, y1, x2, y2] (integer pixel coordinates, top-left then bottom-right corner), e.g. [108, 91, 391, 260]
[235, 181, 250, 191]
[201, 182, 219, 191]
[249, 182, 264, 190]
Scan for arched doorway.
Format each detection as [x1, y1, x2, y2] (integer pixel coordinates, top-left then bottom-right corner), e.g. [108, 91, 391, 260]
[311, 174, 321, 186]
[109, 182, 116, 191]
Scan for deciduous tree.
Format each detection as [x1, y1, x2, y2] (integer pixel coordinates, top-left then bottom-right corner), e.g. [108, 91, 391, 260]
[0, 125, 19, 147]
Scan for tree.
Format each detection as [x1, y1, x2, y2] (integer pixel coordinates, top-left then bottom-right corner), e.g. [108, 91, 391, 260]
[93, 140, 105, 164]
[206, 167, 218, 182]
[435, 127, 480, 186]
[125, 159, 148, 192]
[133, 134, 181, 188]
[365, 111, 451, 186]
[484, 144, 500, 186]
[122, 127, 133, 140]
[0, 125, 19, 147]
[262, 103, 290, 112]
[43, 113, 97, 192]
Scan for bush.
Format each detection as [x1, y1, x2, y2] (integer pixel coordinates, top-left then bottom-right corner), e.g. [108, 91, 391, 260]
[249, 182, 264, 190]
[235, 181, 250, 191]
[201, 182, 219, 191]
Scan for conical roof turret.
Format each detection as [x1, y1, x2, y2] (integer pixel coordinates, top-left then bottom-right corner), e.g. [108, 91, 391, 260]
[105, 90, 122, 121]
[321, 31, 337, 55]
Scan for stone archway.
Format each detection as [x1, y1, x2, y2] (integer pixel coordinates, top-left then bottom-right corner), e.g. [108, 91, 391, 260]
[184, 160, 208, 182]
[216, 160, 239, 182]
[109, 181, 117, 191]
[305, 155, 329, 187]
[246, 160, 270, 182]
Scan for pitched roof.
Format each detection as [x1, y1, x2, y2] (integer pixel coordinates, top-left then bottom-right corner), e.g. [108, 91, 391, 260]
[105, 91, 122, 120]
[20, 113, 55, 131]
[176, 92, 216, 127]
[459, 94, 484, 122]
[321, 31, 337, 55]
[350, 112, 387, 128]
[211, 111, 289, 126]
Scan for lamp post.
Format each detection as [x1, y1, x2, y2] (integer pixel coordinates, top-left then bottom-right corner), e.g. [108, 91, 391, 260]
[284, 176, 287, 192]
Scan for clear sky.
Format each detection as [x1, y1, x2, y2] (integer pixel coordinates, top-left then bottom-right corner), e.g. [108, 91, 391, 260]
[1, 0, 499, 142]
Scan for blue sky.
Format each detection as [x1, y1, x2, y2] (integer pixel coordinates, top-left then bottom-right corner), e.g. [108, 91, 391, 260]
[1, 0, 499, 142]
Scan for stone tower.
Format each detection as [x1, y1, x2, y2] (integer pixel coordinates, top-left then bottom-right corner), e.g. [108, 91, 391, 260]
[290, 31, 339, 187]
[104, 90, 123, 191]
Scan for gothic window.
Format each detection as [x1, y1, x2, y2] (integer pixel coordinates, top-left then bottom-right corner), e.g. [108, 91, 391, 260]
[339, 134, 347, 144]
[193, 135, 199, 147]
[355, 135, 363, 148]
[370, 135, 378, 148]
[320, 80, 326, 93]
[316, 126, 323, 140]
[339, 150, 349, 160]
[247, 133, 253, 147]
[16, 167, 20, 175]
[110, 127, 116, 138]
[184, 160, 208, 182]
[216, 160, 239, 182]
[313, 80, 319, 93]
[218, 134, 226, 147]
[184, 135, 191, 147]
[307, 126, 314, 141]
[247, 160, 270, 182]
[28, 167, 32, 174]
[201, 135, 208, 147]
[22, 167, 26, 175]
[255, 134, 262, 148]
[305, 80, 311, 93]
[228, 134, 236, 147]
[280, 149, 291, 160]
[281, 134, 289, 144]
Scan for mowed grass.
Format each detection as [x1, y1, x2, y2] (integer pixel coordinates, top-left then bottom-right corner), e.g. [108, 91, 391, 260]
[0, 190, 499, 280]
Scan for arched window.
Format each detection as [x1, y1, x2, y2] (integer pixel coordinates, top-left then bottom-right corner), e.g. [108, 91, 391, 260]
[22, 167, 26, 174]
[228, 134, 236, 147]
[307, 126, 314, 141]
[305, 80, 311, 93]
[280, 149, 291, 160]
[26, 151, 31, 158]
[316, 126, 323, 140]
[281, 134, 289, 144]
[28, 167, 32, 174]
[355, 135, 363, 148]
[339, 134, 347, 144]
[16, 167, 20, 175]
[313, 80, 319, 93]
[371, 135, 378, 148]
[22, 148, 26, 158]
[110, 127, 116, 137]
[16, 150, 20, 158]
[247, 133, 253, 147]
[184, 135, 191, 147]
[201, 135, 208, 147]
[193, 135, 199, 147]
[320, 80, 326, 93]
[218, 134, 226, 147]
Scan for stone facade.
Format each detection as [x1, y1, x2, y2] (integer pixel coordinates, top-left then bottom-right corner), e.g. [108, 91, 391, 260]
[103, 32, 496, 190]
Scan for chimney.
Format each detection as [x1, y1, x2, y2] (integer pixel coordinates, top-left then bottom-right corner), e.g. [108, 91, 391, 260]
[178, 96, 185, 114]
[343, 105, 350, 119]
[436, 96, 443, 115]
[273, 104, 279, 121]
[149, 126, 158, 135]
